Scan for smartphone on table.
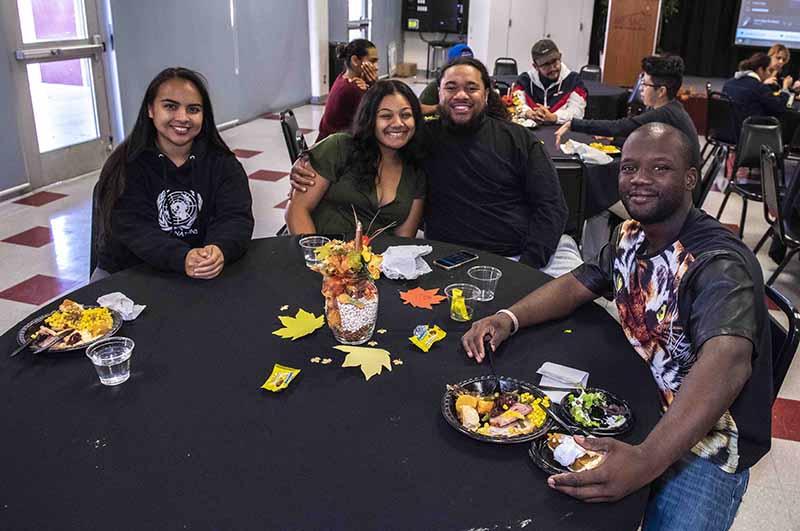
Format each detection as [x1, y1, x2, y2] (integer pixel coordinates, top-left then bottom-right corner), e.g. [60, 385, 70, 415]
[433, 250, 479, 270]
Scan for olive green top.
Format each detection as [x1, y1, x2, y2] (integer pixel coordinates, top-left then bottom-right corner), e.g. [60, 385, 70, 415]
[419, 80, 439, 105]
[308, 133, 426, 238]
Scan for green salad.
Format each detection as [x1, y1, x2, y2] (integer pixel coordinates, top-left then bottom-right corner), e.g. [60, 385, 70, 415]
[566, 391, 626, 429]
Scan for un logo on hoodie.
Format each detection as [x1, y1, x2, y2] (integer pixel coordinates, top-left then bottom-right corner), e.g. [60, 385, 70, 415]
[157, 189, 203, 237]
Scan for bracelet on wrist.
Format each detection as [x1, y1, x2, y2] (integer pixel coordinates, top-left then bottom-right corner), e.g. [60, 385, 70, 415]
[495, 309, 519, 335]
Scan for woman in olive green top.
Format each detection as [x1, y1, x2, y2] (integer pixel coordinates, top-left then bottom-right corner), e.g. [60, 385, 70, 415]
[286, 80, 427, 237]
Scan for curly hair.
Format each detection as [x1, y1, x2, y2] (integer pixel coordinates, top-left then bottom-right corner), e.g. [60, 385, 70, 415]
[642, 55, 684, 99]
[345, 80, 427, 190]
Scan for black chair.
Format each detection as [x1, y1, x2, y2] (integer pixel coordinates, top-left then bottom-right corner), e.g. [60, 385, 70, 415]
[702, 89, 739, 168]
[754, 146, 800, 285]
[555, 161, 585, 242]
[579, 64, 601, 82]
[695, 140, 726, 209]
[716, 116, 783, 238]
[493, 57, 518, 76]
[90, 181, 101, 278]
[280, 109, 308, 165]
[765, 284, 800, 402]
[493, 79, 511, 96]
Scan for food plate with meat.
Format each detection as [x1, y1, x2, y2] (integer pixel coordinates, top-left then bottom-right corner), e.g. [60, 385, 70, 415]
[441, 375, 553, 444]
[16, 299, 123, 353]
[528, 431, 606, 475]
[559, 388, 633, 436]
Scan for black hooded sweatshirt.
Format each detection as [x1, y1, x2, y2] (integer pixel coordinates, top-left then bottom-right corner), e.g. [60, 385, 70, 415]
[97, 139, 254, 274]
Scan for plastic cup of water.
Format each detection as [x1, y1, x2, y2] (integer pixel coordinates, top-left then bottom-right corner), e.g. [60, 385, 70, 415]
[444, 283, 481, 322]
[86, 337, 134, 386]
[299, 236, 331, 268]
[467, 265, 503, 301]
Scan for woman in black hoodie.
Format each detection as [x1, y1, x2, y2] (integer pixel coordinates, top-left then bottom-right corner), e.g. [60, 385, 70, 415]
[94, 67, 254, 280]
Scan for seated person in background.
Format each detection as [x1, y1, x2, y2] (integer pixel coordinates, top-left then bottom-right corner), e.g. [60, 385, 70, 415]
[94, 67, 254, 281]
[765, 43, 800, 91]
[723, 52, 792, 127]
[418, 43, 473, 115]
[512, 39, 587, 124]
[316, 39, 379, 143]
[556, 55, 700, 178]
[292, 58, 576, 276]
[286, 80, 426, 238]
[462, 123, 771, 531]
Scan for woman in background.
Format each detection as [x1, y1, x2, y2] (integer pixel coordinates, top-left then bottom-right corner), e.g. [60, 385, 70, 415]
[316, 38, 379, 143]
[723, 52, 792, 124]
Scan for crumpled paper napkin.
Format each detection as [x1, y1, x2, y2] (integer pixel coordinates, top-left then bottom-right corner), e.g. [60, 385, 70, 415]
[380, 245, 433, 280]
[560, 139, 614, 165]
[536, 361, 589, 402]
[97, 292, 146, 321]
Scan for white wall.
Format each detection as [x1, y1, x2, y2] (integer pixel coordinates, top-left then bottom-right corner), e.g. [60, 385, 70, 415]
[0, 19, 29, 193]
[466, 0, 594, 76]
[109, 0, 312, 133]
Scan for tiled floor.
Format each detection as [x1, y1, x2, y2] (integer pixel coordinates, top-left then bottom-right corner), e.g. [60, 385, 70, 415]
[1, 97, 800, 529]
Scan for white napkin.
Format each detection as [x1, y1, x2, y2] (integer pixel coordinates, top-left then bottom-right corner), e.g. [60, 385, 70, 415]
[560, 139, 614, 165]
[380, 245, 433, 280]
[537, 361, 589, 402]
[97, 292, 146, 321]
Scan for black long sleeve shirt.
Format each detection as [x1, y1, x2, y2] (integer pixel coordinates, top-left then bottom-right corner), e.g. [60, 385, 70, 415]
[572, 100, 701, 170]
[98, 141, 254, 274]
[422, 116, 567, 268]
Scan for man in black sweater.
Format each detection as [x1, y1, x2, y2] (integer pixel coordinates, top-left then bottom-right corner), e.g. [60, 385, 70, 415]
[291, 58, 572, 272]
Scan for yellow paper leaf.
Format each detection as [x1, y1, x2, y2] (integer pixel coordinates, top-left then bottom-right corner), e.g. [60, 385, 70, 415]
[272, 308, 324, 340]
[336, 345, 392, 381]
[280, 305, 289, 311]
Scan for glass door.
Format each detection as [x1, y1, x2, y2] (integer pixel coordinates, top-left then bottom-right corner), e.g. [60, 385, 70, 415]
[3, 0, 112, 188]
[347, 0, 372, 41]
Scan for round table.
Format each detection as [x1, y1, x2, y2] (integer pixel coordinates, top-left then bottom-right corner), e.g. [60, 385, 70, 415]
[0, 237, 662, 530]
[536, 124, 622, 218]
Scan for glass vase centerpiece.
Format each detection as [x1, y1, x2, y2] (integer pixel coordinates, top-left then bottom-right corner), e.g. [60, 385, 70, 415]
[312, 220, 385, 345]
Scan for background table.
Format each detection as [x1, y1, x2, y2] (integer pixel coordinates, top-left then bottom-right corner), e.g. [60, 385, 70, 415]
[536, 124, 622, 219]
[492, 75, 630, 120]
[0, 237, 662, 530]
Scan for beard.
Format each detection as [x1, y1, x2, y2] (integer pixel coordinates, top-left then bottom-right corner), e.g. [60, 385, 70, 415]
[621, 191, 685, 225]
[440, 105, 487, 135]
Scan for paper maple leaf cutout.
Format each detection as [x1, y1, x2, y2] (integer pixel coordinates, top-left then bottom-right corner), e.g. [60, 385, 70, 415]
[400, 287, 447, 309]
[335, 345, 392, 381]
[272, 309, 324, 340]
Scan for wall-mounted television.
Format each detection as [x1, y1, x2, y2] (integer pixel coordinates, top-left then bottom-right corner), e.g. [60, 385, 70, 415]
[403, 0, 469, 34]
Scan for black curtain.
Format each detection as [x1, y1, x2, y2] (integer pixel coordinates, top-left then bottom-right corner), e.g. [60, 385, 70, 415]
[658, 0, 743, 77]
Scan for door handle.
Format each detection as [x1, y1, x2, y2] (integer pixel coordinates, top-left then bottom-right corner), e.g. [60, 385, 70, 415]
[15, 38, 104, 61]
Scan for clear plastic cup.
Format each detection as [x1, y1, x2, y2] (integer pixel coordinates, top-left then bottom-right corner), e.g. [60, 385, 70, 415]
[86, 337, 134, 386]
[299, 236, 331, 268]
[467, 265, 503, 301]
[444, 283, 481, 322]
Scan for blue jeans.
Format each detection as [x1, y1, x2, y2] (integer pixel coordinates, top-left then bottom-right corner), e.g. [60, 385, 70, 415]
[642, 452, 749, 531]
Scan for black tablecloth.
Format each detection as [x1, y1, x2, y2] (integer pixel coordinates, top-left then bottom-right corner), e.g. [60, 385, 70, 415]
[492, 76, 629, 120]
[536, 124, 622, 218]
[0, 237, 662, 530]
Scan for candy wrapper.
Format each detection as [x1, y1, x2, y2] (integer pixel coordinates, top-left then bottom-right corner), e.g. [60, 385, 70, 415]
[261, 364, 301, 392]
[450, 288, 470, 321]
[409, 324, 447, 352]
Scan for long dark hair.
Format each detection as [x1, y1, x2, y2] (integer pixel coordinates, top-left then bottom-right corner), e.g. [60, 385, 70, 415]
[739, 52, 771, 73]
[345, 79, 427, 189]
[96, 67, 231, 237]
[336, 38, 375, 71]
[437, 57, 510, 121]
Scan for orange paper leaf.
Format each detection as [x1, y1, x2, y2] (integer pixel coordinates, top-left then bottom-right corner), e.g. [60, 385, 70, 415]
[400, 287, 447, 310]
